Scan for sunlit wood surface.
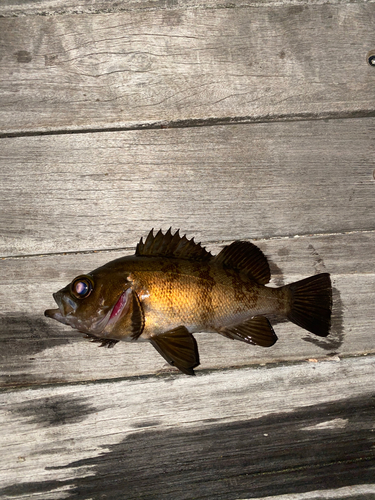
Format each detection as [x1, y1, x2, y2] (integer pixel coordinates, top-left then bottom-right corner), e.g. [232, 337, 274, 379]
[1, 0, 374, 498]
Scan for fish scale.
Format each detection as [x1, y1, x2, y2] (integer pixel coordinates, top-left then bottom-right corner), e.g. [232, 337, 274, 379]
[45, 229, 332, 375]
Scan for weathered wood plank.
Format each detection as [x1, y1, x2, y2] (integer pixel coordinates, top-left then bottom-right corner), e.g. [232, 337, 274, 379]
[1, 356, 374, 499]
[1, 231, 373, 386]
[248, 487, 375, 500]
[1, 118, 374, 256]
[2, 0, 370, 17]
[1, 4, 374, 134]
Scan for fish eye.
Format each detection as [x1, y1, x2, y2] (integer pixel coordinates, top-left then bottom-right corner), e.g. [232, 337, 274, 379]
[71, 275, 94, 299]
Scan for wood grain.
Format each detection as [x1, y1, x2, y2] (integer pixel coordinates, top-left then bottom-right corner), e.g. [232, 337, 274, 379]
[1, 4, 374, 134]
[1, 231, 373, 386]
[1, 356, 374, 499]
[1, 0, 374, 497]
[2, 0, 367, 17]
[1, 118, 374, 257]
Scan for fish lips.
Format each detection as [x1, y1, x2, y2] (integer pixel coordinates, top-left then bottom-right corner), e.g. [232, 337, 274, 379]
[44, 308, 71, 325]
[44, 292, 71, 325]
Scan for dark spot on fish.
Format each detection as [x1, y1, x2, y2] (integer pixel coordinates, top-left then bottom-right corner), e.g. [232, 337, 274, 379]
[223, 267, 247, 305]
[197, 266, 216, 325]
[160, 261, 180, 276]
[11, 395, 95, 427]
[3, 395, 371, 499]
[279, 50, 286, 59]
[15, 50, 32, 63]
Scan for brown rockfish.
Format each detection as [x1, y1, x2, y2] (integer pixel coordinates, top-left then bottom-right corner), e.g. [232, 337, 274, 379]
[45, 229, 332, 375]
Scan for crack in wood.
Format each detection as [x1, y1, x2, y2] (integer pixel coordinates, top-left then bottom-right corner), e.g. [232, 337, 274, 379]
[2, 110, 375, 140]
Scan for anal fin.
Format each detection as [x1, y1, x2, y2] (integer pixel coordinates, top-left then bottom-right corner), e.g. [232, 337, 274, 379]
[218, 316, 277, 347]
[150, 326, 200, 376]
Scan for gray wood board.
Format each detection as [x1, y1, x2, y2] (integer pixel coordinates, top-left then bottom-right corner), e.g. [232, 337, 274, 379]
[1, 231, 373, 386]
[2, 0, 372, 17]
[1, 118, 374, 257]
[1, 356, 374, 499]
[1, 4, 375, 134]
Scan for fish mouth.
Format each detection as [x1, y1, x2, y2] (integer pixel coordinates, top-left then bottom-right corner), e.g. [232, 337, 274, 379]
[44, 289, 133, 333]
[44, 309, 71, 326]
[44, 292, 71, 325]
[44, 308, 70, 324]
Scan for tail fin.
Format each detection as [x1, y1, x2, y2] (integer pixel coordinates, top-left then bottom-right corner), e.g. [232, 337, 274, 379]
[285, 273, 332, 337]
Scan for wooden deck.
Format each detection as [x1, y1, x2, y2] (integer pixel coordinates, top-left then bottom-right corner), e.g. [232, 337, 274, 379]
[1, 0, 374, 498]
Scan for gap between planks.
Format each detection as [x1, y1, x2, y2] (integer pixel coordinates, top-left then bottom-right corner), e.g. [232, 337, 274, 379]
[1, 110, 375, 140]
[0, 353, 371, 393]
[2, 228, 375, 260]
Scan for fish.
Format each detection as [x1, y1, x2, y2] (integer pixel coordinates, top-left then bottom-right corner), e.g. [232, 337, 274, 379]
[45, 229, 332, 375]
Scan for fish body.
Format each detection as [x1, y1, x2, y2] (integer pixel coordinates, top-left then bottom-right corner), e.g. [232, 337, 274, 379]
[45, 229, 332, 375]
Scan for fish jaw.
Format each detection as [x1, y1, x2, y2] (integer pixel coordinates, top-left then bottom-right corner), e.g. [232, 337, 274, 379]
[44, 291, 76, 326]
[44, 288, 134, 337]
[44, 291, 90, 332]
[44, 307, 71, 325]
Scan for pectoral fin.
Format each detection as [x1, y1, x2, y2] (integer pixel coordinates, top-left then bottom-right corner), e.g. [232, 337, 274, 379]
[83, 334, 119, 348]
[150, 326, 200, 376]
[218, 316, 278, 347]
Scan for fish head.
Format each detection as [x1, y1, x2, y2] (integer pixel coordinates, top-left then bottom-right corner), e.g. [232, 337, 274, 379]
[44, 268, 136, 339]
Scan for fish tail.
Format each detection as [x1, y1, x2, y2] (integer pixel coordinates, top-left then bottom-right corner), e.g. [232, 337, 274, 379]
[285, 273, 332, 337]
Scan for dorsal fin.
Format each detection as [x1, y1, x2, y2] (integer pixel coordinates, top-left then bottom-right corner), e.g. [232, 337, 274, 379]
[136, 229, 212, 262]
[214, 240, 271, 284]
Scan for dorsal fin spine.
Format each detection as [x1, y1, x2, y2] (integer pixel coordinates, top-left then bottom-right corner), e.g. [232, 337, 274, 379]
[135, 229, 212, 261]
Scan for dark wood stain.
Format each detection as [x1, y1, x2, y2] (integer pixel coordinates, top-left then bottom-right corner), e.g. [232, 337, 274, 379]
[11, 395, 96, 427]
[15, 50, 32, 63]
[0, 314, 73, 387]
[2, 395, 374, 499]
